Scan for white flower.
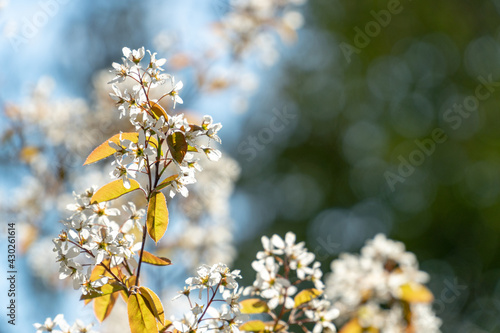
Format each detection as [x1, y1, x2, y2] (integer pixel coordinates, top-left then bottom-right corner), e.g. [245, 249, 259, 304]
[172, 311, 197, 333]
[109, 60, 129, 84]
[169, 173, 196, 198]
[147, 50, 167, 70]
[256, 234, 285, 259]
[109, 159, 138, 189]
[266, 285, 297, 310]
[223, 288, 243, 313]
[123, 46, 145, 64]
[306, 300, 339, 333]
[289, 250, 315, 280]
[169, 77, 184, 108]
[88, 202, 121, 226]
[202, 115, 223, 143]
[33, 316, 97, 333]
[121, 202, 145, 233]
[34, 314, 65, 333]
[310, 261, 325, 290]
[172, 286, 192, 301]
[71, 319, 98, 333]
[201, 146, 222, 161]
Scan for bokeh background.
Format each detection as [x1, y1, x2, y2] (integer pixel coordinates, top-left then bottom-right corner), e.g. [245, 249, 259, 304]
[1, 0, 500, 332]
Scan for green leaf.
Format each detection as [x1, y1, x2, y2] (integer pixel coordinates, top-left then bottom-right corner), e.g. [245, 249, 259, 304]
[239, 320, 266, 332]
[294, 288, 323, 308]
[84, 132, 139, 165]
[239, 298, 269, 314]
[90, 179, 141, 204]
[141, 250, 172, 266]
[147, 192, 169, 243]
[167, 132, 188, 164]
[128, 293, 158, 333]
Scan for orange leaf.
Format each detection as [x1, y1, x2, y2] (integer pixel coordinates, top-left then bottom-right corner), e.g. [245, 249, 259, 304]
[141, 251, 172, 266]
[84, 132, 139, 165]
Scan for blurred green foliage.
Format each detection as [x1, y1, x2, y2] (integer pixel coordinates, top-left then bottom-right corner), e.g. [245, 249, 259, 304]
[234, 0, 500, 331]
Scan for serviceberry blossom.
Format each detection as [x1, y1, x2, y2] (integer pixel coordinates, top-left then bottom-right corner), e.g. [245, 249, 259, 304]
[105, 47, 223, 198]
[169, 263, 245, 333]
[34, 314, 98, 333]
[53, 188, 143, 294]
[242, 232, 339, 333]
[325, 234, 442, 333]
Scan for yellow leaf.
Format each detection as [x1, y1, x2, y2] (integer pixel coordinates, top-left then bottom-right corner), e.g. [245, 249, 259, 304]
[339, 319, 364, 333]
[147, 192, 169, 243]
[151, 102, 168, 120]
[84, 132, 139, 165]
[141, 250, 172, 266]
[239, 298, 269, 314]
[167, 132, 188, 164]
[90, 179, 141, 204]
[84, 262, 124, 304]
[294, 288, 323, 308]
[139, 286, 165, 325]
[399, 283, 434, 303]
[94, 289, 119, 322]
[239, 320, 266, 332]
[121, 276, 137, 301]
[90, 262, 108, 281]
[126, 276, 137, 289]
[128, 293, 158, 333]
[187, 144, 198, 152]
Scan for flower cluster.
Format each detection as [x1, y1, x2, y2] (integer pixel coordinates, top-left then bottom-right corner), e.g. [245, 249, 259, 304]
[40, 230, 444, 333]
[53, 188, 143, 294]
[34, 314, 97, 333]
[217, 0, 307, 65]
[107, 47, 222, 197]
[242, 232, 338, 333]
[169, 263, 246, 333]
[325, 234, 442, 332]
